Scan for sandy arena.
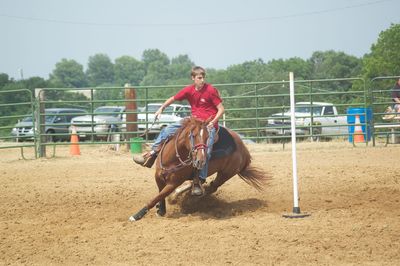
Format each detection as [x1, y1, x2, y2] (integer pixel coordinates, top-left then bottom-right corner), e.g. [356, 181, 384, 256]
[0, 141, 399, 265]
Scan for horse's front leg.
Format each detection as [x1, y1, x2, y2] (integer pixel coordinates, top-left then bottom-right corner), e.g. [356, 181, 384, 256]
[129, 183, 177, 221]
[155, 176, 167, 217]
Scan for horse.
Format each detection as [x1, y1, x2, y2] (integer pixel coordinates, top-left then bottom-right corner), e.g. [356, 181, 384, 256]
[129, 117, 269, 221]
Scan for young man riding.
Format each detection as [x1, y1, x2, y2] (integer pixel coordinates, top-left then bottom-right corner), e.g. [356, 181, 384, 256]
[133, 66, 225, 195]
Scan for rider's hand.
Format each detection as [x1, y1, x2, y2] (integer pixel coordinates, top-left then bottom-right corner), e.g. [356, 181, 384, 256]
[207, 121, 214, 130]
[154, 108, 163, 121]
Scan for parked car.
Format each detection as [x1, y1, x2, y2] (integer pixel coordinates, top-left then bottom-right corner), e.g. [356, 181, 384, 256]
[11, 108, 87, 142]
[137, 103, 191, 136]
[70, 106, 126, 140]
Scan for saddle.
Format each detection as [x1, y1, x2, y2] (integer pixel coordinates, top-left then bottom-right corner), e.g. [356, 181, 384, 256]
[210, 126, 236, 160]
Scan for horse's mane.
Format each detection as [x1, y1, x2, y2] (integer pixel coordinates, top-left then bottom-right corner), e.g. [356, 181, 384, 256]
[175, 117, 205, 137]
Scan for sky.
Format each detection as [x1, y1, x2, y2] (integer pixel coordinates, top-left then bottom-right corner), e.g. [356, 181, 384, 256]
[0, 0, 399, 80]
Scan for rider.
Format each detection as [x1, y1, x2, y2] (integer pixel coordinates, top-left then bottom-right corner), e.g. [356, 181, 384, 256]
[133, 66, 225, 194]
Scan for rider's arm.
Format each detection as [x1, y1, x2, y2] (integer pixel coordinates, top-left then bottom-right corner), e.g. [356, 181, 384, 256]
[155, 96, 175, 119]
[208, 103, 224, 129]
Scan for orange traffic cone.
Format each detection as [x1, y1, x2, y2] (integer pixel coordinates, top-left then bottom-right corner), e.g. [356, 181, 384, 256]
[353, 115, 365, 143]
[70, 125, 81, 155]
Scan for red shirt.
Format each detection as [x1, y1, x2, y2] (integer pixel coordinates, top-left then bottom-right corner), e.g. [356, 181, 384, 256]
[174, 83, 222, 122]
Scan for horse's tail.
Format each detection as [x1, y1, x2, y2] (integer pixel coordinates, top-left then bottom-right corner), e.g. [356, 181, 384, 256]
[238, 165, 270, 191]
[231, 128, 270, 190]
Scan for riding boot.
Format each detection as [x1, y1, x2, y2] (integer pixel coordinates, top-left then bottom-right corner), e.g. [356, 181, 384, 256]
[133, 150, 157, 168]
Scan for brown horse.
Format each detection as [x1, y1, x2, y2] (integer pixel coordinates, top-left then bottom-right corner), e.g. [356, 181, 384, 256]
[129, 117, 269, 221]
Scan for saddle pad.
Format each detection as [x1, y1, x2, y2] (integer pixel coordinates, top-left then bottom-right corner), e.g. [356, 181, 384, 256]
[210, 126, 236, 160]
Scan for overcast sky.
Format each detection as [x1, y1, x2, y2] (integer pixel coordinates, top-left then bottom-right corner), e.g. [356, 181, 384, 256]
[1, 0, 399, 80]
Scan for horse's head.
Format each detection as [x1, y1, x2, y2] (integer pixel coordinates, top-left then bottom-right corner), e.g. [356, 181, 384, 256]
[183, 118, 210, 170]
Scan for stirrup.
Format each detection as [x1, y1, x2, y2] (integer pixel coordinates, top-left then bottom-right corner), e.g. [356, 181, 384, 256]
[133, 152, 157, 168]
[142, 154, 157, 168]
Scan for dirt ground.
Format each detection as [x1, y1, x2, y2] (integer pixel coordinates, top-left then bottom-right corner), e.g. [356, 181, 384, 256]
[0, 141, 399, 265]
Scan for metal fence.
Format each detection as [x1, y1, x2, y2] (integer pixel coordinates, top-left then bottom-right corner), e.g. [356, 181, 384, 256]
[1, 76, 399, 158]
[0, 89, 37, 158]
[216, 78, 367, 143]
[370, 76, 400, 145]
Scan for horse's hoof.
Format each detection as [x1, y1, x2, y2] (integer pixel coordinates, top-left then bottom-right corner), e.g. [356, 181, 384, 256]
[156, 203, 166, 217]
[128, 206, 148, 222]
[156, 210, 166, 217]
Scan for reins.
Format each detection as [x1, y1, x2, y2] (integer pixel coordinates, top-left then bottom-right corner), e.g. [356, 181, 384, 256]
[139, 117, 159, 137]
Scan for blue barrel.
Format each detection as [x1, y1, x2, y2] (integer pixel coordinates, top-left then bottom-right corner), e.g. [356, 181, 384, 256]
[346, 107, 373, 142]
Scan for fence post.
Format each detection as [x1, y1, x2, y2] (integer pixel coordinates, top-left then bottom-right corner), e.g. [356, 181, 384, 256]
[124, 84, 137, 150]
[35, 89, 46, 157]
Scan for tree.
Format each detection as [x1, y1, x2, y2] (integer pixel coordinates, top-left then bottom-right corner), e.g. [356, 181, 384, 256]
[114, 56, 145, 86]
[309, 51, 361, 79]
[223, 59, 267, 84]
[141, 49, 170, 73]
[141, 61, 170, 86]
[86, 54, 115, 86]
[0, 81, 32, 129]
[268, 57, 312, 81]
[0, 73, 10, 88]
[168, 55, 194, 83]
[49, 59, 87, 88]
[24, 77, 48, 92]
[362, 23, 400, 78]
[307, 51, 363, 105]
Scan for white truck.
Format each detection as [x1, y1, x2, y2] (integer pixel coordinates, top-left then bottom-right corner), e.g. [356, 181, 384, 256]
[138, 103, 191, 136]
[265, 102, 348, 140]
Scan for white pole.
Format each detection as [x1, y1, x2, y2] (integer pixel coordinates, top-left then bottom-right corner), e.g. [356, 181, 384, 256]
[289, 72, 300, 214]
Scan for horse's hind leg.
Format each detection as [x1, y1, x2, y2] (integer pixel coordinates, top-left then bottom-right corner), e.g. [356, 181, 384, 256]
[205, 171, 234, 195]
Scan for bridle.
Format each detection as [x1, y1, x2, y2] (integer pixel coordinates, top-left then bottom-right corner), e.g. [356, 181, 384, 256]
[159, 124, 209, 175]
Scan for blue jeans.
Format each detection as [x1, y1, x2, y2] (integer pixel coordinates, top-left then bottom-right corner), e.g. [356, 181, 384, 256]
[152, 122, 182, 151]
[200, 127, 216, 180]
[152, 122, 216, 180]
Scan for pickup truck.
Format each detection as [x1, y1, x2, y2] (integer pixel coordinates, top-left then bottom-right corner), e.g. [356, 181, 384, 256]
[138, 103, 191, 136]
[70, 106, 126, 140]
[265, 102, 348, 140]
